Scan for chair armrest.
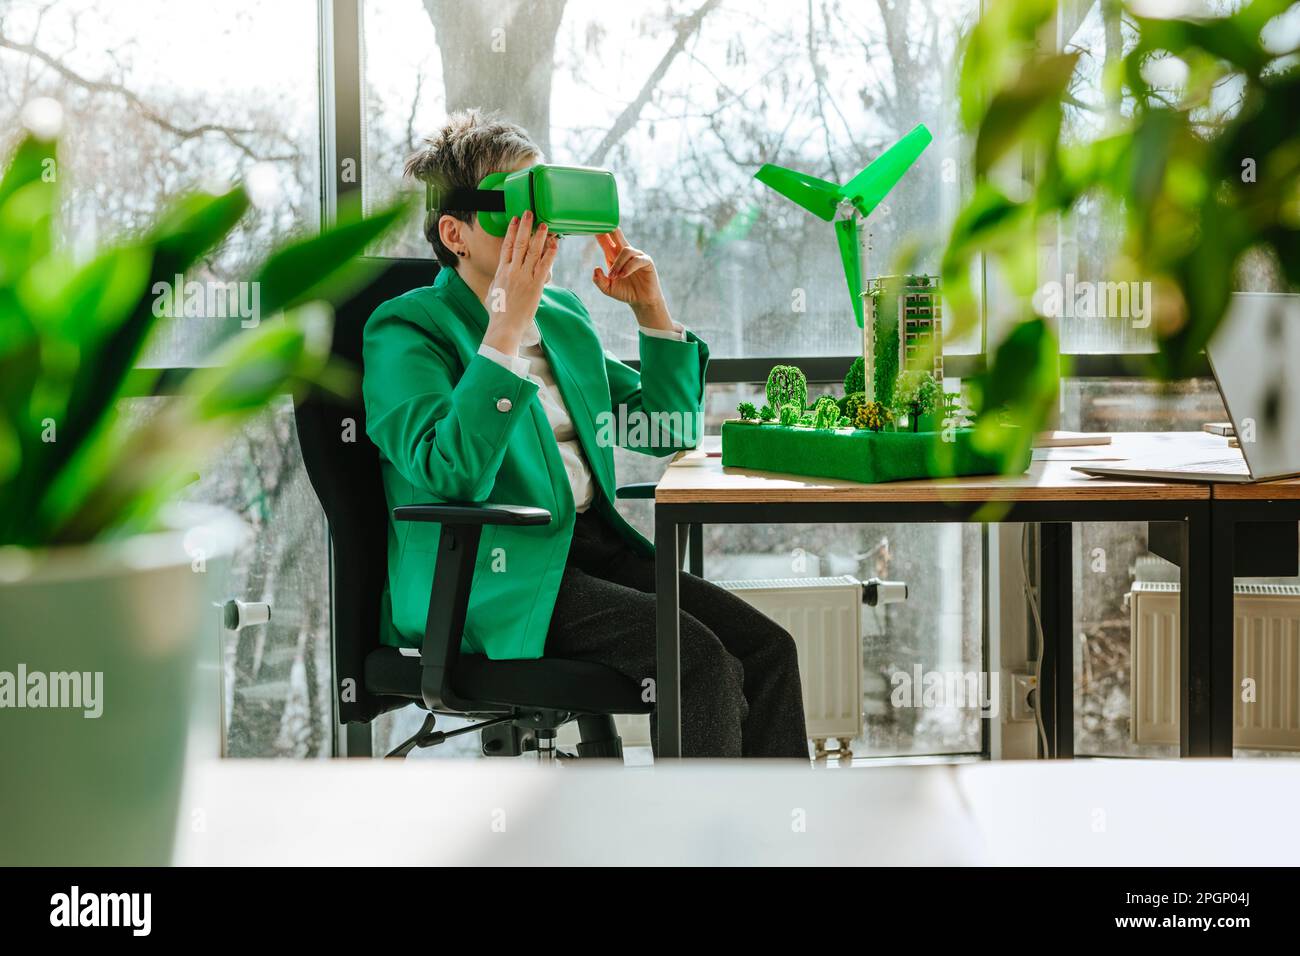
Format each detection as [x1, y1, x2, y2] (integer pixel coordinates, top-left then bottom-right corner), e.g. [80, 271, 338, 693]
[394, 503, 551, 526]
[615, 482, 658, 500]
[404, 502, 548, 715]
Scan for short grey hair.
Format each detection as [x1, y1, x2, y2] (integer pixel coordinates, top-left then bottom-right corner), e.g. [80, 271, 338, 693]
[404, 109, 540, 268]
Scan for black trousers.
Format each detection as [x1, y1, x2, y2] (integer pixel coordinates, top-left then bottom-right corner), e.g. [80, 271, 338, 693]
[544, 508, 809, 758]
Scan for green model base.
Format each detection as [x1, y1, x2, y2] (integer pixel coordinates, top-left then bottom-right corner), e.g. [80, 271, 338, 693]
[720, 421, 1029, 483]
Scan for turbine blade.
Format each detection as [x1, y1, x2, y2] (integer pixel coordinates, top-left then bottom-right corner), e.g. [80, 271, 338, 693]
[753, 164, 843, 222]
[841, 123, 933, 219]
[834, 217, 865, 328]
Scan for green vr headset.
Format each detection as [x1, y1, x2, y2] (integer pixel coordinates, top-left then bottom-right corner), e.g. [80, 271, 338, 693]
[426, 164, 619, 237]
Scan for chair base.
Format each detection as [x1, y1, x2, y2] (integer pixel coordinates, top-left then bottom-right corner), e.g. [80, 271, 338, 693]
[387, 707, 624, 762]
[385, 711, 515, 758]
[574, 715, 624, 759]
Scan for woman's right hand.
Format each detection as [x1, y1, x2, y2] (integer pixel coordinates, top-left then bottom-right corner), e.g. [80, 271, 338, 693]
[481, 211, 559, 355]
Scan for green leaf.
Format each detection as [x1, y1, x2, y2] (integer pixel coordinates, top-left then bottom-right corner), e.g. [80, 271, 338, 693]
[18, 244, 153, 340]
[0, 244, 156, 542]
[967, 317, 1058, 470]
[957, 0, 1057, 130]
[974, 52, 1079, 175]
[252, 196, 411, 316]
[0, 124, 418, 545]
[0, 135, 59, 280]
[0, 134, 57, 209]
[146, 187, 250, 277]
[185, 304, 333, 418]
[38, 305, 334, 544]
[31, 190, 255, 523]
[941, 183, 1032, 337]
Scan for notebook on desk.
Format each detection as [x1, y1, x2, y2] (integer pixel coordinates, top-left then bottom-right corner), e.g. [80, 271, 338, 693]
[1073, 293, 1300, 484]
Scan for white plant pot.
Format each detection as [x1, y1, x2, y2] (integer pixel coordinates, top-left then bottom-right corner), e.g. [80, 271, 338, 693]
[0, 506, 246, 865]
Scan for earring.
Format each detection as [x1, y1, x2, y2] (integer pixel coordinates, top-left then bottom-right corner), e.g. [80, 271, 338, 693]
[457, 250, 467, 257]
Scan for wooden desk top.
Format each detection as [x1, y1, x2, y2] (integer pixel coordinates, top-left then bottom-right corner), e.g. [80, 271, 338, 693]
[656, 433, 1213, 505]
[1214, 477, 1300, 500]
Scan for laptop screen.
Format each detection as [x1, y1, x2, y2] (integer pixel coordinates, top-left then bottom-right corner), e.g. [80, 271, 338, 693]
[1207, 292, 1300, 481]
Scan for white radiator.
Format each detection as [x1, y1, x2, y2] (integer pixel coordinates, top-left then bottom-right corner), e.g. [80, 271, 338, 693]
[1130, 582, 1300, 751]
[716, 576, 863, 753]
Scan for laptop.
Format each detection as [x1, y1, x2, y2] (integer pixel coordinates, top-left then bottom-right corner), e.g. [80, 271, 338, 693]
[1073, 292, 1300, 484]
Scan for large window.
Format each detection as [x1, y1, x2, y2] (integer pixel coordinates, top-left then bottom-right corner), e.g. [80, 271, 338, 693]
[0, 0, 333, 757]
[1056, 0, 1296, 757]
[362, 0, 979, 358]
[362, 0, 986, 759]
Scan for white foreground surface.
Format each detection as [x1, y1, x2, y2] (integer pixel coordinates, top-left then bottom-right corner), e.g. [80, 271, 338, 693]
[176, 759, 1300, 866]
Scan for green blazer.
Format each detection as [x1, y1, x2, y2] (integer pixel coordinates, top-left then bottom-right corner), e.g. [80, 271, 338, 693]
[362, 266, 709, 659]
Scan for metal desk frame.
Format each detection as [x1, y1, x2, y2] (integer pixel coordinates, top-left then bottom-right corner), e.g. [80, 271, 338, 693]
[1207, 489, 1300, 757]
[653, 496, 1215, 759]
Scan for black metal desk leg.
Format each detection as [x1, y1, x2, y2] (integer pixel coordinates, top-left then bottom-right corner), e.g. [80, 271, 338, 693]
[1038, 522, 1074, 758]
[655, 509, 683, 758]
[688, 523, 704, 577]
[1193, 502, 1232, 757]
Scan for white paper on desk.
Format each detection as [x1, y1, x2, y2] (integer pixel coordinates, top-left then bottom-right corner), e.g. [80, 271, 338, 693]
[1032, 446, 1127, 462]
[671, 449, 713, 466]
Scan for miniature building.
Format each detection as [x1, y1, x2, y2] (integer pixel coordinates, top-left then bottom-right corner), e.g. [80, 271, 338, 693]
[899, 277, 943, 381]
[863, 275, 944, 389]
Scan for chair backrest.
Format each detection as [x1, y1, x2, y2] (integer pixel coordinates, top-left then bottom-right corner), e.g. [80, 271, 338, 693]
[294, 256, 439, 723]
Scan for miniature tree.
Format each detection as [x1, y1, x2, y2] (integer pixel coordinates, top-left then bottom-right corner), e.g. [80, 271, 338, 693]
[854, 400, 893, 432]
[765, 365, 808, 417]
[869, 285, 899, 407]
[778, 403, 801, 426]
[892, 370, 940, 431]
[737, 401, 758, 421]
[812, 395, 840, 429]
[839, 391, 867, 423]
[843, 356, 865, 395]
[940, 389, 971, 427]
[759, 403, 776, 422]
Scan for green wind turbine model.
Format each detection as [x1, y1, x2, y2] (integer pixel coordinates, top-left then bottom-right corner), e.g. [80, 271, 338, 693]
[755, 123, 932, 404]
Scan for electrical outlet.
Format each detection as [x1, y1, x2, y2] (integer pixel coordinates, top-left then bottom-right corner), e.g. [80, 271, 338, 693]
[1010, 671, 1038, 722]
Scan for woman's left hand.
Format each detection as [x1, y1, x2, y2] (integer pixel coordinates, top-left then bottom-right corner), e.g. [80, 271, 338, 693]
[592, 228, 666, 312]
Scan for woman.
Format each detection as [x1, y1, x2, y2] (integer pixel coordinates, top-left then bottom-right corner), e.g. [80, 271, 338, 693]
[363, 109, 807, 758]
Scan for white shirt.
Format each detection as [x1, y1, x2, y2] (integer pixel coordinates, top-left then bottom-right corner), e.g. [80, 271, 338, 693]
[478, 318, 685, 512]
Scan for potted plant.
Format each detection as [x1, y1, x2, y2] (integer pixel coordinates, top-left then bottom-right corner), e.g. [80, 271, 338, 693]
[0, 112, 406, 865]
[942, 0, 1300, 464]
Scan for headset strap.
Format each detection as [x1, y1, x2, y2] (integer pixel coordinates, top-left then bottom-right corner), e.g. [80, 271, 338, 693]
[426, 184, 507, 213]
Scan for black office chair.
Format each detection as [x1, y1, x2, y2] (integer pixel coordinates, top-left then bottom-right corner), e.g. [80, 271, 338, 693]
[294, 257, 653, 761]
